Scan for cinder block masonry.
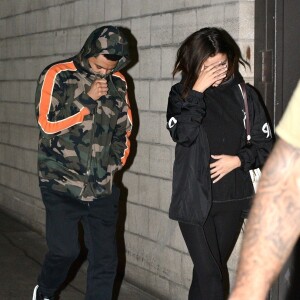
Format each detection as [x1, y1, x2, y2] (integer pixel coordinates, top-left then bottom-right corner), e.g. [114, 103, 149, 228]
[0, 0, 254, 298]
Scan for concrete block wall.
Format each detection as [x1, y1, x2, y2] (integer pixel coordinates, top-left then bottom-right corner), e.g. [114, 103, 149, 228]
[0, 0, 254, 298]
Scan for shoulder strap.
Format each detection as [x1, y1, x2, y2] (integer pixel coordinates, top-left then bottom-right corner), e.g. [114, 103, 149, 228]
[239, 83, 251, 144]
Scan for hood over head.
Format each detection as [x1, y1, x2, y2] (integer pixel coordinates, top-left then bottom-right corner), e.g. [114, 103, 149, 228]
[76, 25, 130, 77]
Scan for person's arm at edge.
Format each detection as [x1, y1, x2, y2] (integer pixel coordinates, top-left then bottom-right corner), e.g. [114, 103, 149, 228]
[229, 138, 300, 300]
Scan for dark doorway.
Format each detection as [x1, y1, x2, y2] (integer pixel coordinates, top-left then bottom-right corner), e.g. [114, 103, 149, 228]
[254, 0, 300, 125]
[254, 1, 300, 299]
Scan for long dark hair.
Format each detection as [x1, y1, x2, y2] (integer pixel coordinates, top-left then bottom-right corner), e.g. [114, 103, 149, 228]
[173, 27, 250, 98]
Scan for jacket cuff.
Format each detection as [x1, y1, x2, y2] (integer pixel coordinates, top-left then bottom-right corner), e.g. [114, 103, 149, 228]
[237, 146, 258, 171]
[237, 153, 245, 169]
[74, 93, 98, 114]
[186, 90, 204, 104]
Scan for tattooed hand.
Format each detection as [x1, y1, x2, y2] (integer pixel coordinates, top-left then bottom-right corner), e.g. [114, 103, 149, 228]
[229, 139, 300, 300]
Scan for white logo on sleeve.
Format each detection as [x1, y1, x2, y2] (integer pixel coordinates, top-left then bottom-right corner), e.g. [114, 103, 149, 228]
[262, 123, 271, 138]
[168, 117, 178, 128]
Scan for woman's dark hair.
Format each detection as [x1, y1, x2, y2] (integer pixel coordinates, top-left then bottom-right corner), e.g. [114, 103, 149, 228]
[173, 27, 250, 98]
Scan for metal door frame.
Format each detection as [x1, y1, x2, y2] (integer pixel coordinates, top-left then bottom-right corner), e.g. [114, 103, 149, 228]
[254, 1, 300, 299]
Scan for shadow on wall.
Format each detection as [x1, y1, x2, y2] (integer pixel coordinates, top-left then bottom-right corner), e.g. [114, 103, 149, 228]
[56, 27, 140, 299]
[112, 27, 139, 299]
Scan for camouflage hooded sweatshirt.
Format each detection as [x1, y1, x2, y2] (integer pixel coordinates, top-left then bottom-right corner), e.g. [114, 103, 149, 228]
[35, 26, 132, 201]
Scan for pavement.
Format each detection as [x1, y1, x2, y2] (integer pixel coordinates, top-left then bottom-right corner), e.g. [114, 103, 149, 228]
[0, 210, 158, 300]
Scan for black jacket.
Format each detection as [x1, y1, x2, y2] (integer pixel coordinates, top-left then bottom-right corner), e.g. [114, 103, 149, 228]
[166, 75, 274, 225]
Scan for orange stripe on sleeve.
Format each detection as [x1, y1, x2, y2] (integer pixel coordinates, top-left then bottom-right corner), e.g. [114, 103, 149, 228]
[113, 72, 127, 86]
[113, 71, 132, 165]
[38, 61, 90, 134]
[121, 91, 132, 166]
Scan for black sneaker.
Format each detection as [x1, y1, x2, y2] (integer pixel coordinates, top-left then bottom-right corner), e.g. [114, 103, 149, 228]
[32, 285, 53, 300]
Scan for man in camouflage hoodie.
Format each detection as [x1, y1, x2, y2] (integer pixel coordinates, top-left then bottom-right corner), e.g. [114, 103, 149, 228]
[32, 26, 132, 300]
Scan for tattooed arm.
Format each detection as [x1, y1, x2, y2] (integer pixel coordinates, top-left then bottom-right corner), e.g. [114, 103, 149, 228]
[230, 138, 300, 300]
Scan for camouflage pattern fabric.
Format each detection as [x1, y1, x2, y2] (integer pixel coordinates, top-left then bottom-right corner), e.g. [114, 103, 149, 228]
[35, 26, 132, 201]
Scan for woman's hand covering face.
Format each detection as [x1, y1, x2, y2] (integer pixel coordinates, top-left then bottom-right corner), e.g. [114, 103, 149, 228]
[192, 53, 228, 93]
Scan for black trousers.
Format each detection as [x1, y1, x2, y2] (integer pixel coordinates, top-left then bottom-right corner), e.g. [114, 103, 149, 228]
[38, 185, 120, 300]
[179, 200, 248, 300]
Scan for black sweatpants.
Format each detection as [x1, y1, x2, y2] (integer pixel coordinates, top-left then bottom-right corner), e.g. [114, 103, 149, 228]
[179, 200, 248, 300]
[38, 185, 120, 300]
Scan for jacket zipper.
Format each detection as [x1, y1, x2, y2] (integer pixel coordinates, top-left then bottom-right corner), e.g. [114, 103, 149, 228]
[79, 75, 119, 198]
[79, 113, 96, 197]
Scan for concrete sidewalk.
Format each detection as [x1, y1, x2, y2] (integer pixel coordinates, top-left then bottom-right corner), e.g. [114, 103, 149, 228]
[0, 210, 158, 300]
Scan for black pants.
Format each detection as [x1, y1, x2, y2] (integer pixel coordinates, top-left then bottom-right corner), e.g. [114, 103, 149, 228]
[179, 200, 247, 300]
[38, 185, 120, 300]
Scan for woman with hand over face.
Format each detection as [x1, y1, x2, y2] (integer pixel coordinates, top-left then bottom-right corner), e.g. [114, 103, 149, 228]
[166, 27, 274, 300]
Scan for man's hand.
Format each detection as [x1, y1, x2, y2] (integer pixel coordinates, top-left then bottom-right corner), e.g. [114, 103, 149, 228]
[87, 79, 108, 100]
[210, 154, 241, 183]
